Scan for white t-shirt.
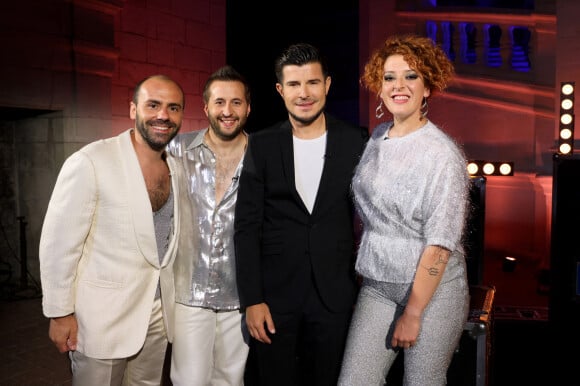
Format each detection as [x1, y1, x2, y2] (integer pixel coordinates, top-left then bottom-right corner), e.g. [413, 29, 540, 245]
[293, 132, 327, 213]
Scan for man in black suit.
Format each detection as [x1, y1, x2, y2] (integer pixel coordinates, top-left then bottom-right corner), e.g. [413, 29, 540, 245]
[234, 43, 369, 386]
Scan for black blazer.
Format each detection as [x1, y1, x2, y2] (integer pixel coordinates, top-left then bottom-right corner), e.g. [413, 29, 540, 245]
[234, 114, 369, 314]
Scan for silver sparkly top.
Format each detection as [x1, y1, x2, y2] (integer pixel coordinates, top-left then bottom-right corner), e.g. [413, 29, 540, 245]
[168, 129, 244, 310]
[352, 120, 469, 283]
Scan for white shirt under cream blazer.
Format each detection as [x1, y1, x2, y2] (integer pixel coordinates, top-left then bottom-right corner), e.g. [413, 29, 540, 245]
[40, 129, 183, 359]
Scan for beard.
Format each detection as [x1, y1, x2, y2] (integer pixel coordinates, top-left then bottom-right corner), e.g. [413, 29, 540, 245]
[288, 103, 325, 126]
[208, 114, 246, 141]
[135, 115, 179, 151]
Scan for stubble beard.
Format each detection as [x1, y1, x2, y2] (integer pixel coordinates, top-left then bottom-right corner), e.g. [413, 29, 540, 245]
[288, 103, 325, 126]
[208, 114, 245, 142]
[136, 116, 179, 151]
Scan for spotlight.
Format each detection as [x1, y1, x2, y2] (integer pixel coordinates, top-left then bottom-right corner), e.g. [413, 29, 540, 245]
[562, 83, 574, 96]
[558, 81, 575, 155]
[561, 98, 573, 111]
[467, 160, 514, 177]
[559, 143, 572, 155]
[482, 162, 495, 175]
[498, 162, 513, 175]
[466, 161, 480, 175]
[502, 256, 517, 272]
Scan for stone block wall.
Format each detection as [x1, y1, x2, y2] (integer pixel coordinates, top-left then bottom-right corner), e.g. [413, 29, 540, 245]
[0, 0, 225, 288]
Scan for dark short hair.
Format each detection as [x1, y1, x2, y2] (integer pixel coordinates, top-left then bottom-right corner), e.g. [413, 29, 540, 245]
[274, 43, 329, 83]
[202, 65, 251, 105]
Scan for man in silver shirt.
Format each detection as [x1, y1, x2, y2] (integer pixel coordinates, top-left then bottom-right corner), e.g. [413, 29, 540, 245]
[167, 65, 251, 386]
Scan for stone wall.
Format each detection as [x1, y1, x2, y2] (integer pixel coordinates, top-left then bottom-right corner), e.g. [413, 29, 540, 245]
[0, 0, 225, 288]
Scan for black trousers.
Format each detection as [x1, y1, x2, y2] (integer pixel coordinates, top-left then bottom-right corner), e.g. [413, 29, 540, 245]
[244, 283, 352, 386]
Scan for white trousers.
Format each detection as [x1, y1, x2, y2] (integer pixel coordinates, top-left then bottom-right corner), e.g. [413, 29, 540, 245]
[171, 303, 249, 386]
[69, 297, 168, 386]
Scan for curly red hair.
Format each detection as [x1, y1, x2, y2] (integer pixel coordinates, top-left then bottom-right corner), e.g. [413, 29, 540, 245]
[361, 34, 454, 97]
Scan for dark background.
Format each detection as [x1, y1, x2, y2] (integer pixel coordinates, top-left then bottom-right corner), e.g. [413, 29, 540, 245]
[226, 0, 361, 132]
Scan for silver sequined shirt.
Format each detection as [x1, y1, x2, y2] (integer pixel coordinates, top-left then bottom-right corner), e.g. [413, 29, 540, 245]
[352, 120, 469, 283]
[168, 129, 244, 310]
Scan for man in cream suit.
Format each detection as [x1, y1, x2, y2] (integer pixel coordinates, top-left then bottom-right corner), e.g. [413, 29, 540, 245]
[39, 74, 185, 386]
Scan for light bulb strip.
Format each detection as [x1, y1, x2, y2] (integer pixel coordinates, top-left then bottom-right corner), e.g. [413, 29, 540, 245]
[558, 81, 575, 155]
[467, 160, 514, 176]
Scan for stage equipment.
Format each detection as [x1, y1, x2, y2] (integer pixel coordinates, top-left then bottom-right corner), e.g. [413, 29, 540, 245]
[558, 81, 575, 155]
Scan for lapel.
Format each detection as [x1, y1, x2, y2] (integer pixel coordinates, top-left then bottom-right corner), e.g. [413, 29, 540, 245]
[279, 116, 344, 216]
[311, 122, 340, 215]
[118, 129, 160, 267]
[278, 121, 310, 213]
[162, 155, 179, 268]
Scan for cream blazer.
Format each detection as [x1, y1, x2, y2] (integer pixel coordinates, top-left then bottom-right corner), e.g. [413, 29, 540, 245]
[40, 129, 183, 359]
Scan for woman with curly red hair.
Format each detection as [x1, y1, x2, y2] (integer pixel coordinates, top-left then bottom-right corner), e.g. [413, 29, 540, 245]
[338, 34, 470, 385]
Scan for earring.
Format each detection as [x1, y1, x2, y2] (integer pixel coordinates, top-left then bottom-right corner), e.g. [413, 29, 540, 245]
[421, 97, 428, 118]
[375, 100, 385, 119]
